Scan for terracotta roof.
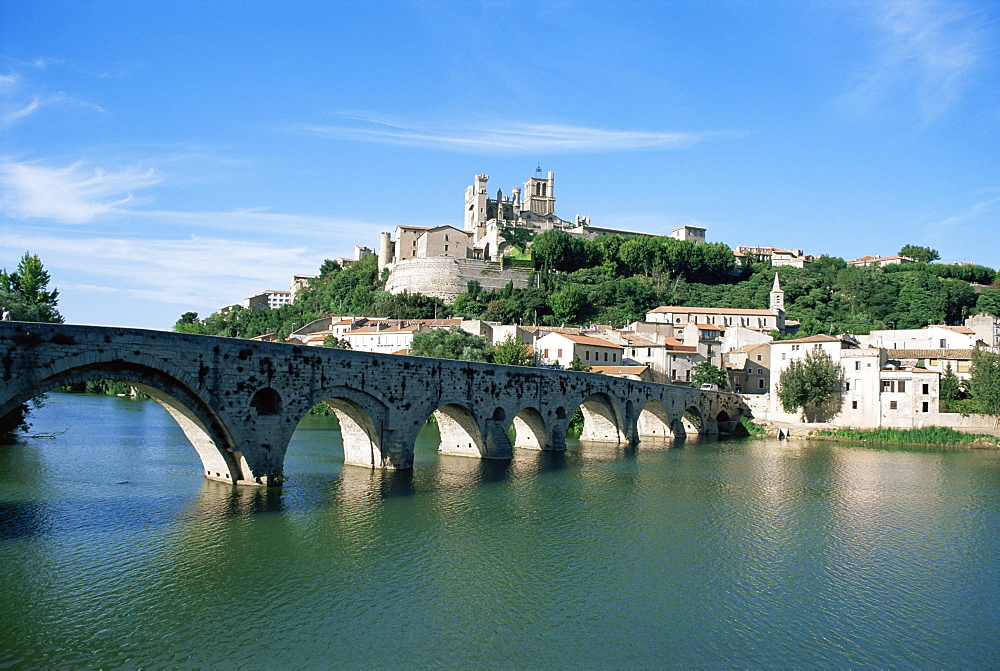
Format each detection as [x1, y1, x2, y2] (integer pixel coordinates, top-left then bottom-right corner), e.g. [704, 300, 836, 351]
[648, 305, 774, 316]
[346, 324, 422, 335]
[887, 349, 973, 359]
[541, 332, 622, 348]
[617, 333, 662, 347]
[591, 365, 650, 376]
[934, 325, 975, 334]
[694, 323, 725, 332]
[772, 334, 843, 345]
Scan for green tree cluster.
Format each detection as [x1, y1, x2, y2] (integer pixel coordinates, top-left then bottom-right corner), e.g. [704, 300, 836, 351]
[0, 252, 63, 323]
[777, 348, 840, 421]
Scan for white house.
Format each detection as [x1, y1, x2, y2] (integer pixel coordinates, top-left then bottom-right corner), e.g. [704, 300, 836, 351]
[534, 332, 624, 369]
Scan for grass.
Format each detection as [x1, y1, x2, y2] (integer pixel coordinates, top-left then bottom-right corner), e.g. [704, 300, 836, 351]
[812, 426, 999, 447]
[739, 416, 767, 437]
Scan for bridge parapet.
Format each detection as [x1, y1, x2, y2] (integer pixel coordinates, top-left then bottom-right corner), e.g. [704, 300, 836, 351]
[1, 322, 749, 486]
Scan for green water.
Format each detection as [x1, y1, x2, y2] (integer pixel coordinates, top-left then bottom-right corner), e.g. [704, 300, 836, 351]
[1, 393, 998, 667]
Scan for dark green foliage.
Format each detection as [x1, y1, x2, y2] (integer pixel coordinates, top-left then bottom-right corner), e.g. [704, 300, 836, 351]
[691, 362, 727, 389]
[975, 289, 1000, 317]
[569, 354, 591, 372]
[0, 252, 63, 323]
[410, 326, 493, 362]
[492, 334, 532, 366]
[969, 345, 1000, 416]
[899, 245, 940, 264]
[777, 347, 840, 421]
[939, 363, 964, 412]
[499, 227, 535, 254]
[814, 426, 998, 446]
[322, 335, 352, 349]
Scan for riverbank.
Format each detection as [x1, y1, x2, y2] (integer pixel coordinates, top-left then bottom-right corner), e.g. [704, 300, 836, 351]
[756, 421, 1000, 449]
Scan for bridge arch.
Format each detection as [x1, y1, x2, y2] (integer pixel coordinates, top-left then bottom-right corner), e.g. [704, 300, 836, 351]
[637, 399, 674, 438]
[429, 403, 484, 459]
[293, 386, 391, 469]
[510, 406, 548, 450]
[1, 361, 243, 484]
[574, 393, 626, 444]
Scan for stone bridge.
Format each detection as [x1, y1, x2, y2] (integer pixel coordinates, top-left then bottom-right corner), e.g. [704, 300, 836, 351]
[0, 322, 750, 486]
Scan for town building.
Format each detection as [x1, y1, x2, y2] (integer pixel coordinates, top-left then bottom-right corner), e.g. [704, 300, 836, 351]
[244, 289, 293, 310]
[645, 274, 786, 334]
[847, 254, 917, 267]
[965, 313, 1000, 347]
[724, 342, 771, 394]
[534, 332, 624, 369]
[733, 246, 814, 268]
[859, 325, 977, 350]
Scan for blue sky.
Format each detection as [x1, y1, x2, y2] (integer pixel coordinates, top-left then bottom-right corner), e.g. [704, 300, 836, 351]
[2, 0, 998, 330]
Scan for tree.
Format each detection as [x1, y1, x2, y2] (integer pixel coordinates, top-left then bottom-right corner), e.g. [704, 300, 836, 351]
[1, 252, 63, 323]
[173, 311, 210, 335]
[322, 335, 352, 349]
[410, 326, 493, 362]
[975, 289, 1000, 317]
[899, 244, 940, 264]
[777, 347, 840, 421]
[939, 362, 964, 411]
[691, 362, 727, 389]
[499, 227, 535, 254]
[548, 284, 589, 324]
[569, 354, 591, 372]
[492, 334, 531, 366]
[968, 345, 1000, 416]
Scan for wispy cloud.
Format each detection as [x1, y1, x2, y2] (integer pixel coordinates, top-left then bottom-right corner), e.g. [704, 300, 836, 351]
[839, 0, 989, 123]
[0, 159, 162, 223]
[291, 115, 732, 153]
[0, 231, 323, 309]
[3, 98, 40, 124]
[921, 191, 1000, 239]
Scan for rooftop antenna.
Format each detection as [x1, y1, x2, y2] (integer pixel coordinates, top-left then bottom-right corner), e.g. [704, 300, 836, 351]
[535, 164, 541, 174]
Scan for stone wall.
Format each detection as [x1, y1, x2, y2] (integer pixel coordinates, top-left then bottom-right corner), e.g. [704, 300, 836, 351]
[744, 392, 997, 431]
[385, 257, 532, 302]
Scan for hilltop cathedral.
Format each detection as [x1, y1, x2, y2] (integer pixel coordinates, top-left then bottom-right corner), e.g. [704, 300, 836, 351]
[378, 170, 707, 301]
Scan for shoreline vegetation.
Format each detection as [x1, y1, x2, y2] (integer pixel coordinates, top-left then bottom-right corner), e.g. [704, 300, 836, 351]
[808, 425, 999, 449]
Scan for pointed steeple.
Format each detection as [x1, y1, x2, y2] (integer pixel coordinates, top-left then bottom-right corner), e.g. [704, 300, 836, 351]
[770, 273, 786, 334]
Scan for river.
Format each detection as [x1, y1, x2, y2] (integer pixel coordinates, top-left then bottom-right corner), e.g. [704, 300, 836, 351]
[1, 392, 998, 668]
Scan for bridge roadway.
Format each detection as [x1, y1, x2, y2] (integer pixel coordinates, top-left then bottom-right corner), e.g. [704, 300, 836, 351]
[0, 322, 750, 486]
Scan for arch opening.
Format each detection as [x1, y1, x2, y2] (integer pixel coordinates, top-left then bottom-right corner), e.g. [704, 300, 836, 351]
[682, 406, 703, 436]
[575, 394, 625, 444]
[511, 407, 548, 450]
[637, 399, 674, 439]
[250, 387, 282, 415]
[431, 403, 484, 458]
[289, 387, 390, 470]
[1, 362, 242, 484]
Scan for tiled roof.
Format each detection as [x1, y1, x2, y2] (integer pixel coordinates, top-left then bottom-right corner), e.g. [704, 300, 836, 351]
[648, 305, 774, 316]
[887, 349, 973, 359]
[617, 333, 662, 347]
[772, 334, 843, 345]
[591, 365, 650, 376]
[556, 333, 623, 348]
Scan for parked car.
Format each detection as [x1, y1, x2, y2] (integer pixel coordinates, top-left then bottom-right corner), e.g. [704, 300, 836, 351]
[699, 383, 719, 391]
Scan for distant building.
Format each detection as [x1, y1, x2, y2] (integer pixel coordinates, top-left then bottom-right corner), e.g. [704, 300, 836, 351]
[534, 332, 624, 369]
[244, 289, 293, 310]
[965, 314, 1000, 347]
[669, 225, 707, 243]
[847, 254, 917, 267]
[858, 325, 977, 350]
[733, 246, 813, 268]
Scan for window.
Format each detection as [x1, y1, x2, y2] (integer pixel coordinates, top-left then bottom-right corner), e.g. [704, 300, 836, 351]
[782, 353, 787, 360]
[604, 352, 608, 362]
[758, 378, 765, 390]
[922, 383, 929, 395]
[612, 353, 617, 362]
[897, 381, 905, 393]
[882, 380, 892, 392]
[855, 361, 861, 371]
[845, 382, 851, 391]
[890, 401, 898, 410]
[557, 349, 562, 358]
[792, 344, 800, 351]
[757, 354, 762, 361]
[757, 368, 763, 375]
[940, 339, 947, 348]
[852, 401, 858, 409]
[585, 351, 590, 360]
[543, 349, 549, 358]
[647, 348, 652, 356]
[922, 401, 929, 413]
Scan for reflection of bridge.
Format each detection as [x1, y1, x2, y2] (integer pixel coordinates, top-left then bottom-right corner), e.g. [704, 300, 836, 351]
[0, 323, 749, 486]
